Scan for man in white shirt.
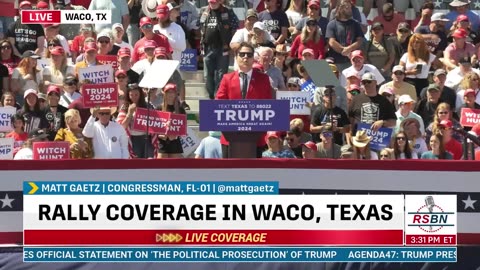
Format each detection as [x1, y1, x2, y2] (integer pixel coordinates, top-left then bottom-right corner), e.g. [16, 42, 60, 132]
[340, 50, 385, 87]
[153, 4, 186, 62]
[82, 106, 129, 159]
[445, 58, 480, 91]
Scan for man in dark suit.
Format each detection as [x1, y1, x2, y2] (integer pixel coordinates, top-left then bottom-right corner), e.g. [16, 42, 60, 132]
[216, 42, 273, 158]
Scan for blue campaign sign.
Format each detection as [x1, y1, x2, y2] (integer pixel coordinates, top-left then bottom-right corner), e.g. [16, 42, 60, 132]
[199, 100, 290, 132]
[301, 79, 316, 102]
[357, 123, 393, 151]
[180, 49, 197, 71]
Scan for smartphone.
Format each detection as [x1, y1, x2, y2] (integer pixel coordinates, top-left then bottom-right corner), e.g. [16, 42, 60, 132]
[416, 64, 423, 74]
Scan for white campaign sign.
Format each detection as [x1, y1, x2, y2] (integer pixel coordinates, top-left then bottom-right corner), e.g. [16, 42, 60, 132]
[0, 106, 17, 132]
[0, 137, 14, 160]
[139, 60, 179, 89]
[36, 59, 50, 70]
[78, 64, 114, 84]
[180, 126, 201, 158]
[276, 91, 310, 115]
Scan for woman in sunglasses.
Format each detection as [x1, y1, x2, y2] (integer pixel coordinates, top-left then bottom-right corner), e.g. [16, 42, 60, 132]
[425, 102, 463, 145]
[399, 34, 438, 97]
[421, 132, 453, 160]
[157, 83, 186, 159]
[391, 131, 417, 159]
[0, 39, 20, 79]
[41, 46, 75, 92]
[379, 148, 394, 160]
[273, 44, 289, 83]
[43, 24, 71, 58]
[44, 37, 62, 59]
[58, 76, 81, 108]
[289, 18, 325, 60]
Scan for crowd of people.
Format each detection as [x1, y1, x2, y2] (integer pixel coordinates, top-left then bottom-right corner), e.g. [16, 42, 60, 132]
[0, 0, 479, 160]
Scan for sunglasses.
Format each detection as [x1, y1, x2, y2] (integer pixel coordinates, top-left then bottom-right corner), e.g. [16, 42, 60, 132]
[307, 22, 317, 27]
[393, 72, 404, 76]
[380, 154, 390, 158]
[48, 43, 58, 47]
[64, 82, 76, 86]
[141, 24, 153, 29]
[362, 80, 372, 84]
[98, 39, 110, 44]
[238, 52, 254, 58]
[0, 46, 11, 50]
[399, 29, 409, 33]
[98, 112, 111, 116]
[396, 137, 406, 141]
[322, 132, 333, 138]
[287, 83, 299, 87]
[438, 111, 449, 115]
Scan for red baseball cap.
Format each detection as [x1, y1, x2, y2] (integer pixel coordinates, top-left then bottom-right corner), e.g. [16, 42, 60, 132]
[452, 28, 468, 39]
[156, 4, 169, 20]
[43, 23, 60, 28]
[439, 120, 453, 129]
[117, 47, 131, 57]
[163, 83, 177, 92]
[154, 47, 168, 57]
[115, 69, 127, 77]
[265, 131, 281, 143]
[47, 85, 61, 95]
[50, 46, 64, 55]
[19, 0, 32, 8]
[347, 84, 361, 92]
[308, 0, 320, 8]
[457, 14, 469, 22]
[144, 39, 157, 49]
[464, 88, 476, 97]
[472, 123, 480, 136]
[302, 48, 314, 56]
[350, 50, 364, 60]
[139, 17, 153, 27]
[84, 42, 97, 52]
[36, 1, 49, 8]
[301, 141, 318, 152]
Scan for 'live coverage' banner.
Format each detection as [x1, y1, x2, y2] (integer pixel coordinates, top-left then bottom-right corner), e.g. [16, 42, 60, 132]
[132, 108, 187, 136]
[199, 100, 290, 132]
[82, 83, 118, 108]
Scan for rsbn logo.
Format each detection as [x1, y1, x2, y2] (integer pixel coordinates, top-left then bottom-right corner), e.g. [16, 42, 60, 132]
[409, 196, 455, 233]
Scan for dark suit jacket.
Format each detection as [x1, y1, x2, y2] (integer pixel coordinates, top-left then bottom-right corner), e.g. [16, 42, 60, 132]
[216, 69, 273, 146]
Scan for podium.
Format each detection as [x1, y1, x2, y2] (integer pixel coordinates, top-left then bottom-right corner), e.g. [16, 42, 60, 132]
[223, 132, 264, 158]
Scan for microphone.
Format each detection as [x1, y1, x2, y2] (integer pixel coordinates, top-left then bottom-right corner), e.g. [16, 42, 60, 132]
[425, 196, 435, 230]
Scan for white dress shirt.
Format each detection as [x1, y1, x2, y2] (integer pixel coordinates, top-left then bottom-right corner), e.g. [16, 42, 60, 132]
[82, 116, 129, 159]
[238, 69, 253, 94]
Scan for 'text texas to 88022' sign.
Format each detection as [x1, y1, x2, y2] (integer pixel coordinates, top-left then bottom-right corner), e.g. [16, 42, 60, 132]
[199, 100, 290, 132]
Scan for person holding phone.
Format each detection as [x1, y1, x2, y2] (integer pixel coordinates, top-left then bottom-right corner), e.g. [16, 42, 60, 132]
[399, 34, 439, 99]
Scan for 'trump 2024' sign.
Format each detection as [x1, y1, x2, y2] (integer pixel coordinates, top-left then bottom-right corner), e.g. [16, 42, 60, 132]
[199, 100, 290, 132]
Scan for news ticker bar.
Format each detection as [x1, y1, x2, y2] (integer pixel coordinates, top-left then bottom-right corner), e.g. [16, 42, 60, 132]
[23, 247, 457, 262]
[23, 181, 279, 195]
[21, 10, 112, 24]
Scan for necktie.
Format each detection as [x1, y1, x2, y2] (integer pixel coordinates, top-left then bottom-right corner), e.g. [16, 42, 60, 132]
[240, 72, 248, 99]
